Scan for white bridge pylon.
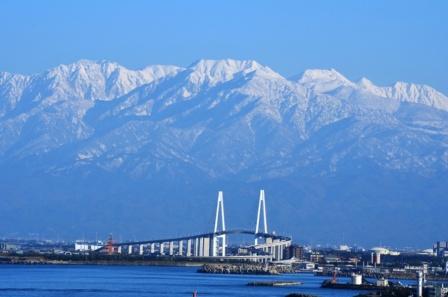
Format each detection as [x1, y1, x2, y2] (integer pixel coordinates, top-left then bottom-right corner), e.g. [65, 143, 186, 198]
[213, 191, 226, 256]
[214, 191, 226, 233]
[212, 189, 270, 254]
[255, 189, 268, 245]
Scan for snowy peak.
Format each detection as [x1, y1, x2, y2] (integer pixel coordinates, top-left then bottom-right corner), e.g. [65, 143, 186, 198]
[0, 71, 30, 87]
[296, 68, 355, 93]
[357, 77, 375, 89]
[0, 60, 185, 123]
[41, 59, 182, 101]
[2, 59, 448, 116]
[186, 59, 282, 86]
[0, 72, 31, 116]
[392, 81, 446, 102]
[289, 67, 448, 111]
[142, 64, 185, 81]
[298, 68, 350, 84]
[357, 78, 448, 111]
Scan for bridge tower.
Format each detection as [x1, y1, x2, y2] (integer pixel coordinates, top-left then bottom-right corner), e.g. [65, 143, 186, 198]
[255, 189, 268, 245]
[213, 191, 226, 256]
[214, 191, 226, 233]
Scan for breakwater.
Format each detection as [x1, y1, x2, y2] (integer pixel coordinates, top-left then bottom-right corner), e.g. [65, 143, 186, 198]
[198, 263, 293, 275]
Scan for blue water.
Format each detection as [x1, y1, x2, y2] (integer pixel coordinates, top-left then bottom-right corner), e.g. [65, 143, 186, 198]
[0, 265, 368, 297]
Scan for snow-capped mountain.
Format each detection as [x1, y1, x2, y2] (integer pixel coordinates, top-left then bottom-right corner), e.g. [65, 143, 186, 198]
[0, 60, 182, 115]
[0, 60, 182, 156]
[0, 59, 447, 246]
[357, 77, 448, 111]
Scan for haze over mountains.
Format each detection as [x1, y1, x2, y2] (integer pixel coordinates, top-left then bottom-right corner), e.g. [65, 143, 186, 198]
[1, 59, 447, 247]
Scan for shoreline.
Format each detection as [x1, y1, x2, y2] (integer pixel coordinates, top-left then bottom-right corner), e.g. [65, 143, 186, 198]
[2, 255, 448, 282]
[315, 271, 448, 282]
[0, 255, 221, 267]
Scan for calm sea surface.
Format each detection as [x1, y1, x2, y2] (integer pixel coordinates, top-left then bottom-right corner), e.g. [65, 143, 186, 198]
[0, 264, 370, 297]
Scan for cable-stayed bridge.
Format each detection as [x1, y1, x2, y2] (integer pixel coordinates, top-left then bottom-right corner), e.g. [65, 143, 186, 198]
[95, 190, 292, 262]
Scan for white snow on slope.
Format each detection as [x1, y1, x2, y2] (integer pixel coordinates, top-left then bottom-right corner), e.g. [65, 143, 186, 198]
[1, 58, 448, 175]
[357, 78, 448, 111]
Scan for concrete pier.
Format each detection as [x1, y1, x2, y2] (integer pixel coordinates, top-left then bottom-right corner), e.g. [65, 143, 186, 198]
[187, 239, 192, 256]
[203, 237, 210, 257]
[221, 235, 226, 256]
[169, 241, 174, 256]
[199, 237, 204, 257]
[194, 238, 199, 257]
[178, 241, 183, 256]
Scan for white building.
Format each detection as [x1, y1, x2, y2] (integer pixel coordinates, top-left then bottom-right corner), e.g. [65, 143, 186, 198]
[339, 245, 351, 252]
[74, 240, 103, 252]
[371, 247, 400, 256]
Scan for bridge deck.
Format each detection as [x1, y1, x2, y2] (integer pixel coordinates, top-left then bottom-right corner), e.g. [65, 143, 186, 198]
[96, 229, 291, 251]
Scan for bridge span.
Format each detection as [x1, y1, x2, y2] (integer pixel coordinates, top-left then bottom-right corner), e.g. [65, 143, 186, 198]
[96, 190, 292, 262]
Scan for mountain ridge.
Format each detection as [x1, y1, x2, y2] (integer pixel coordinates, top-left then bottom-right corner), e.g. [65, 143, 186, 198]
[2, 59, 446, 100]
[0, 58, 447, 246]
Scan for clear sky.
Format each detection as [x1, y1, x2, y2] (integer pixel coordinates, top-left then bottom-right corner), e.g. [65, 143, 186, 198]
[1, 0, 447, 93]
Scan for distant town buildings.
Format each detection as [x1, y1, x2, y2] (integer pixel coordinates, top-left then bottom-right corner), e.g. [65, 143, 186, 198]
[283, 245, 304, 260]
[426, 284, 448, 297]
[0, 242, 19, 252]
[309, 251, 324, 263]
[434, 241, 448, 258]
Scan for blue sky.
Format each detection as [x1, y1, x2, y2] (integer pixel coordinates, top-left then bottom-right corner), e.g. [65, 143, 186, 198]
[1, 0, 447, 93]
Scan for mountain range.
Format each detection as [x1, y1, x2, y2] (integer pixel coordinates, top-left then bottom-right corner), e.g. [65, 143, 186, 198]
[1, 59, 447, 247]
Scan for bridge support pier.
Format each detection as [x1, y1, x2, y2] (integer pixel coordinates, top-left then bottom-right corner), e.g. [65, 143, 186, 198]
[150, 243, 155, 254]
[199, 237, 204, 257]
[269, 239, 286, 261]
[212, 234, 226, 257]
[203, 237, 210, 257]
[187, 239, 192, 256]
[212, 236, 217, 257]
[139, 245, 144, 255]
[128, 245, 132, 254]
[169, 241, 174, 256]
[222, 235, 226, 256]
[178, 241, 183, 256]
[194, 238, 199, 256]
[160, 243, 165, 255]
[117, 246, 122, 254]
